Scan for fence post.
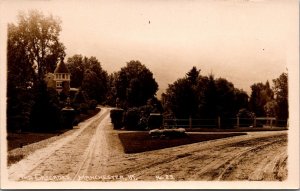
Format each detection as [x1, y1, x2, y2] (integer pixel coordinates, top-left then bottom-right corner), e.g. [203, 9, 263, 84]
[237, 117, 239, 128]
[217, 116, 221, 129]
[270, 118, 273, 128]
[189, 116, 192, 129]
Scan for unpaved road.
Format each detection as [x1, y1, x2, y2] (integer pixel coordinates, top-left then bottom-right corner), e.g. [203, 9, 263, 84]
[8, 108, 287, 181]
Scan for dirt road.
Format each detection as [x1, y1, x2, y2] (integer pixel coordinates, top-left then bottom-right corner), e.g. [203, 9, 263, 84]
[8, 108, 287, 181]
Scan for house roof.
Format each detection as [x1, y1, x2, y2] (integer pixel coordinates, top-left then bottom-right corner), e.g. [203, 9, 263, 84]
[54, 62, 69, 73]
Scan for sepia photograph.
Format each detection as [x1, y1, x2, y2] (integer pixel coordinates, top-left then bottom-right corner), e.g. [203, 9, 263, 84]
[0, 0, 299, 189]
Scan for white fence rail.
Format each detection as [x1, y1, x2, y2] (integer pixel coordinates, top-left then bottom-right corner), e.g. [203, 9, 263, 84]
[163, 117, 287, 129]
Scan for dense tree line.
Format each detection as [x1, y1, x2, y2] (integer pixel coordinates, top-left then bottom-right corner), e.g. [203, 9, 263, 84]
[7, 10, 66, 132]
[7, 10, 160, 132]
[162, 67, 249, 122]
[162, 67, 288, 127]
[249, 73, 288, 123]
[7, 10, 288, 132]
[7, 11, 109, 132]
[66, 55, 109, 103]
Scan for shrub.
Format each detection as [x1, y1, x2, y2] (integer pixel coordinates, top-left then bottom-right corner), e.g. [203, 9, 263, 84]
[72, 90, 89, 110]
[73, 108, 101, 126]
[124, 107, 141, 130]
[237, 108, 256, 127]
[30, 82, 62, 132]
[79, 103, 89, 114]
[7, 115, 24, 132]
[89, 99, 98, 110]
[139, 105, 153, 117]
[148, 113, 163, 129]
[73, 90, 89, 104]
[61, 108, 76, 129]
[110, 109, 124, 129]
[138, 115, 148, 130]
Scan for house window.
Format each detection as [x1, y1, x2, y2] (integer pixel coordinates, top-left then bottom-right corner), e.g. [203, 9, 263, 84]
[57, 81, 62, 88]
[62, 74, 65, 79]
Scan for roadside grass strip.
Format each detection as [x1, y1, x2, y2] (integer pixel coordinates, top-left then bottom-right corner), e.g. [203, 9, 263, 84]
[119, 132, 246, 153]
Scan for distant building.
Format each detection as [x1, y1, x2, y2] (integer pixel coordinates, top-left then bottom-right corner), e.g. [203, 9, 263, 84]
[44, 62, 81, 102]
[53, 61, 71, 95]
[45, 61, 71, 97]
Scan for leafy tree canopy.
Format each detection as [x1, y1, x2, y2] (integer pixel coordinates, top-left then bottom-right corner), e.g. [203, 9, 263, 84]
[163, 67, 249, 120]
[10, 10, 66, 79]
[7, 10, 65, 132]
[272, 73, 288, 120]
[249, 81, 274, 117]
[67, 55, 109, 103]
[114, 60, 158, 108]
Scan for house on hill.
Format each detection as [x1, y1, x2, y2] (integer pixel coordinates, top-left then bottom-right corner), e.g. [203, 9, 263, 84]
[54, 61, 70, 94]
[45, 61, 72, 99]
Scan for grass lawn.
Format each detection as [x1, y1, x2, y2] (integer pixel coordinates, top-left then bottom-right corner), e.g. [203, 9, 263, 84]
[7, 132, 64, 151]
[118, 132, 246, 154]
[7, 131, 66, 166]
[7, 108, 101, 151]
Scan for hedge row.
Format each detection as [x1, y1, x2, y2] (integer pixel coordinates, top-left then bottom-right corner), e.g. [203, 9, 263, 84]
[110, 107, 163, 130]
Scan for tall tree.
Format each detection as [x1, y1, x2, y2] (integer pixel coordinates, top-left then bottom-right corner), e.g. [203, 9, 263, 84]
[264, 100, 278, 117]
[214, 78, 236, 117]
[234, 89, 249, 111]
[66, 54, 85, 88]
[67, 55, 109, 103]
[163, 71, 249, 123]
[81, 70, 99, 101]
[198, 74, 217, 118]
[114, 60, 158, 107]
[249, 81, 274, 117]
[186, 66, 200, 84]
[105, 72, 118, 106]
[7, 10, 65, 132]
[164, 78, 198, 118]
[13, 10, 65, 79]
[272, 73, 288, 120]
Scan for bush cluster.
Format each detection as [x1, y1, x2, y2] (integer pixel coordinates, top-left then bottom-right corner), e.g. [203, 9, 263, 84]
[88, 99, 98, 110]
[148, 114, 163, 130]
[110, 106, 163, 131]
[30, 83, 62, 132]
[237, 108, 256, 127]
[124, 108, 141, 130]
[110, 109, 124, 129]
[79, 103, 89, 114]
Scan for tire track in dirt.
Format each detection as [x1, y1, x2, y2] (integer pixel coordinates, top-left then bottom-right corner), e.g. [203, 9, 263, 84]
[111, 133, 287, 181]
[8, 108, 109, 181]
[72, 114, 111, 180]
[217, 135, 287, 180]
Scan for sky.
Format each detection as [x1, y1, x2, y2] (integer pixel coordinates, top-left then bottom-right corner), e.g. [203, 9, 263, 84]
[1, 0, 297, 97]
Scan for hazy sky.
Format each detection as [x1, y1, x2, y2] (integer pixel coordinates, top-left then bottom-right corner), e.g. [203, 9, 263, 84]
[1, 0, 297, 97]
